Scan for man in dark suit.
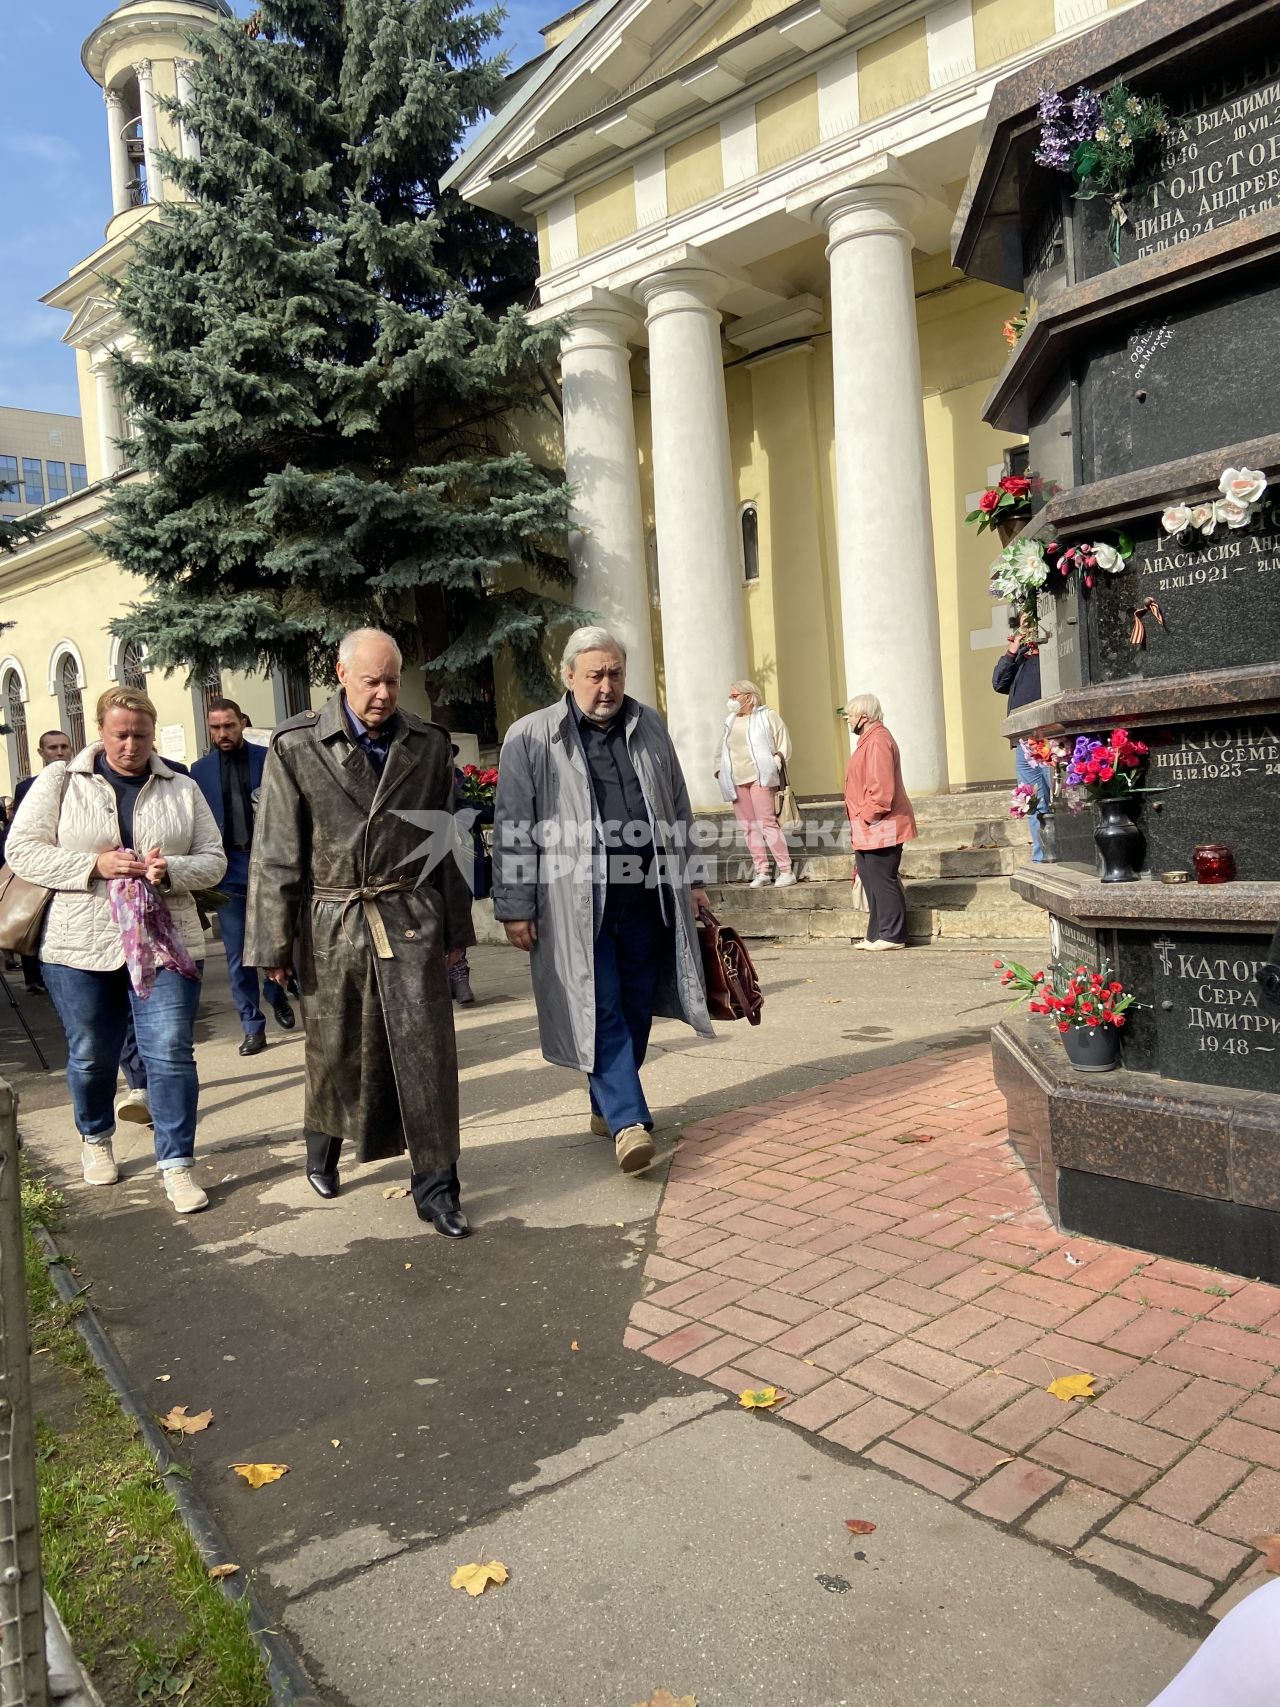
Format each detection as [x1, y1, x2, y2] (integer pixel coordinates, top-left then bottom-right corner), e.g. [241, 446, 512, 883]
[192, 698, 296, 1055]
[12, 730, 73, 992]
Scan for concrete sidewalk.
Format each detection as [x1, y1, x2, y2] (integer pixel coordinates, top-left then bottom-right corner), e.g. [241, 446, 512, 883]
[10, 941, 1202, 1706]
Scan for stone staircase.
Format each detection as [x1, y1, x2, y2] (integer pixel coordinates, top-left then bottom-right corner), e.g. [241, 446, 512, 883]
[700, 788, 1046, 945]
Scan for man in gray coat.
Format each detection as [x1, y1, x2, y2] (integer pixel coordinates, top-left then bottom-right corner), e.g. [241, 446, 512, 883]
[493, 626, 714, 1174]
[246, 629, 476, 1236]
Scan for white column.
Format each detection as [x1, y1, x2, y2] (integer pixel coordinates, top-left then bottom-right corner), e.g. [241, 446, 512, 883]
[104, 89, 130, 217]
[819, 184, 948, 794]
[560, 304, 657, 707]
[94, 365, 124, 477]
[636, 266, 748, 810]
[174, 57, 199, 162]
[133, 60, 164, 203]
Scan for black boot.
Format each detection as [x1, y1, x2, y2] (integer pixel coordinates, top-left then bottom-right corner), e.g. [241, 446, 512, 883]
[305, 1130, 342, 1200]
[411, 1163, 470, 1237]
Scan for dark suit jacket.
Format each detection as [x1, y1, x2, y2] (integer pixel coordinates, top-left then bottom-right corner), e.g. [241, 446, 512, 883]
[191, 741, 268, 886]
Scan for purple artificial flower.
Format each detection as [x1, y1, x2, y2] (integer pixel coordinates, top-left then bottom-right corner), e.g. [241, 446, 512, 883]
[1065, 736, 1102, 789]
[1070, 86, 1103, 142]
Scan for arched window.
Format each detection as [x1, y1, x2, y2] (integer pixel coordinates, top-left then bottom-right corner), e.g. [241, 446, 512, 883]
[56, 653, 86, 752]
[120, 642, 147, 691]
[740, 502, 760, 583]
[3, 668, 30, 782]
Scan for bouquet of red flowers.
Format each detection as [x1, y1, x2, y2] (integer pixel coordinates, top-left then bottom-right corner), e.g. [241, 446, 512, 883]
[457, 763, 499, 806]
[965, 474, 1037, 535]
[1064, 728, 1148, 802]
[995, 958, 1136, 1033]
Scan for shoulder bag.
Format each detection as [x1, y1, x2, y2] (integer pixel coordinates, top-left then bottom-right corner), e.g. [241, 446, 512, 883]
[774, 758, 803, 834]
[697, 906, 764, 1026]
[0, 770, 74, 956]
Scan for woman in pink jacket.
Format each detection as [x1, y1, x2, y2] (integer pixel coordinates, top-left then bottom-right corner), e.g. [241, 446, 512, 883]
[842, 694, 917, 951]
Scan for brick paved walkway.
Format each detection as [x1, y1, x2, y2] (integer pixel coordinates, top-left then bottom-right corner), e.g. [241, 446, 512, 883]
[627, 1047, 1280, 1620]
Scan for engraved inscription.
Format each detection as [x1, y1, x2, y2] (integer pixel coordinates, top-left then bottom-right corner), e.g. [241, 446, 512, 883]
[1149, 722, 1280, 787]
[1131, 58, 1280, 258]
[1134, 503, 1280, 595]
[1128, 319, 1174, 379]
[1156, 944, 1280, 1075]
[1050, 917, 1099, 976]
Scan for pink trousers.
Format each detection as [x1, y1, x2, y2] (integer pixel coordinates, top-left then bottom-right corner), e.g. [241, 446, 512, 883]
[732, 781, 792, 874]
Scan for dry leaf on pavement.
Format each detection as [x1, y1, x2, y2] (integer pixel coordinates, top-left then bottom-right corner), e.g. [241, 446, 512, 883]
[160, 1406, 214, 1435]
[331, 1439, 341, 1448]
[383, 1186, 410, 1199]
[738, 1387, 783, 1410]
[844, 1519, 876, 1535]
[208, 1563, 240, 1580]
[231, 1463, 289, 1489]
[154, 1374, 172, 1383]
[632, 1693, 697, 1707]
[1252, 1534, 1280, 1573]
[404, 1263, 412, 1270]
[1047, 1373, 1096, 1403]
[450, 1560, 508, 1597]
[570, 1341, 580, 1352]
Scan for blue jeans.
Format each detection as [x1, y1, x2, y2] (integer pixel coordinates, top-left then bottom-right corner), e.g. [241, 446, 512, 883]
[1015, 746, 1053, 863]
[41, 964, 203, 1168]
[587, 898, 665, 1138]
[120, 1018, 147, 1091]
[218, 888, 282, 1035]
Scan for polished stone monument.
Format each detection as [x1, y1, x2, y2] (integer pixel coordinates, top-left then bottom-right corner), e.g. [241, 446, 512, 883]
[954, 0, 1280, 1279]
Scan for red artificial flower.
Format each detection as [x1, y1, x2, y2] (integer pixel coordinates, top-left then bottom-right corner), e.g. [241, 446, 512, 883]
[1057, 1023, 1070, 1033]
[1113, 1015, 1126, 1027]
[978, 489, 1001, 514]
[999, 475, 1033, 498]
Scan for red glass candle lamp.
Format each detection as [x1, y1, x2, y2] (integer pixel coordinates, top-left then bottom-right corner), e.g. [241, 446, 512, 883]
[1193, 844, 1237, 884]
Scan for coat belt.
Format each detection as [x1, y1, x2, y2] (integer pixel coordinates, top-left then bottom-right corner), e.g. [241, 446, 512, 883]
[311, 879, 413, 960]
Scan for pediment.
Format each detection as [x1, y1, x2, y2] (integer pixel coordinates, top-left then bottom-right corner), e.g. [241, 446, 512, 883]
[62, 293, 123, 351]
[445, 0, 870, 215]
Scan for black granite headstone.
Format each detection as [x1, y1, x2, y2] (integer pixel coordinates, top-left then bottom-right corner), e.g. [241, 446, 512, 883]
[1140, 717, 1280, 878]
[1049, 914, 1102, 977]
[1067, 498, 1280, 683]
[1074, 52, 1280, 280]
[1148, 930, 1280, 1091]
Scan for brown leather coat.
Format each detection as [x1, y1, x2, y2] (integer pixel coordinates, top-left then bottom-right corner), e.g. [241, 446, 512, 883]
[245, 694, 475, 1170]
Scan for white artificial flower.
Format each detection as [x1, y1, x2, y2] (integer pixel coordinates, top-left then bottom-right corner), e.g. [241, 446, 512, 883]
[1218, 466, 1268, 505]
[1216, 495, 1253, 529]
[1161, 504, 1193, 535]
[1091, 542, 1123, 573]
[1189, 502, 1217, 536]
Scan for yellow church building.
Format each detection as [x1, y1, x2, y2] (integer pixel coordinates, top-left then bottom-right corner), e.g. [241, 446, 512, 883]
[2, 0, 1110, 812]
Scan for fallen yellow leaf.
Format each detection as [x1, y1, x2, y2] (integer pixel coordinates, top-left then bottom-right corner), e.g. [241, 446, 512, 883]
[331, 1439, 341, 1448]
[404, 1262, 413, 1270]
[1252, 1533, 1280, 1573]
[160, 1406, 214, 1435]
[1047, 1372, 1096, 1403]
[632, 1692, 697, 1707]
[450, 1560, 509, 1597]
[383, 1186, 410, 1199]
[231, 1463, 289, 1489]
[738, 1386, 783, 1410]
[208, 1563, 240, 1580]
[155, 1374, 172, 1383]
[570, 1341, 580, 1352]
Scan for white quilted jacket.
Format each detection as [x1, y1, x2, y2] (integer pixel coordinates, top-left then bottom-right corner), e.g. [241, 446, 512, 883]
[5, 746, 227, 972]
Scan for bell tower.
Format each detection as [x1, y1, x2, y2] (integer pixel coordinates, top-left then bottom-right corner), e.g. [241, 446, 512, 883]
[81, 0, 231, 239]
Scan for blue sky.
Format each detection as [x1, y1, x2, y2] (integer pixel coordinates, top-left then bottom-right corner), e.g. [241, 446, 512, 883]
[0, 0, 551, 418]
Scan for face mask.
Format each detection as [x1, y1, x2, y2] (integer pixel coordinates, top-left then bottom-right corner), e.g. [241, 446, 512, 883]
[727, 698, 742, 714]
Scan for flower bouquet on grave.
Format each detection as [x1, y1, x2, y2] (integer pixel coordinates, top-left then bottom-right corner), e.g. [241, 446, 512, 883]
[988, 537, 1051, 616]
[1002, 305, 1031, 350]
[1064, 729, 1158, 883]
[994, 956, 1135, 1071]
[1034, 81, 1173, 263]
[457, 764, 499, 809]
[1161, 467, 1270, 541]
[1008, 782, 1041, 819]
[966, 473, 1039, 540]
[1043, 533, 1134, 592]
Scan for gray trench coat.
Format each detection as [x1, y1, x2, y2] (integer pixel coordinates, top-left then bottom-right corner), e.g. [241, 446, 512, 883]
[245, 695, 475, 1171]
[492, 693, 713, 1072]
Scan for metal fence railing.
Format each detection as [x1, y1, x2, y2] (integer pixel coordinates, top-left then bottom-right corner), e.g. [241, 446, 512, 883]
[0, 1081, 47, 1707]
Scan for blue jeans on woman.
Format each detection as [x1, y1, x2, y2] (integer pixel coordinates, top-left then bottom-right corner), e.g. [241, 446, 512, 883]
[41, 964, 203, 1169]
[1014, 745, 1053, 863]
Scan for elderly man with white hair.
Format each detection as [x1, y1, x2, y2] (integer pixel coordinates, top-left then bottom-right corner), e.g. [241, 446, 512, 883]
[246, 628, 476, 1236]
[493, 626, 714, 1174]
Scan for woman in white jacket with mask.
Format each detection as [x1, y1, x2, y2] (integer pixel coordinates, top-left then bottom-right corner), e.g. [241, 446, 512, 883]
[716, 680, 796, 888]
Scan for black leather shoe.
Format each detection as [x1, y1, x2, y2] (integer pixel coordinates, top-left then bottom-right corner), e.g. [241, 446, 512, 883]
[420, 1201, 470, 1237]
[272, 999, 297, 1031]
[306, 1169, 340, 1200]
[238, 1033, 267, 1057]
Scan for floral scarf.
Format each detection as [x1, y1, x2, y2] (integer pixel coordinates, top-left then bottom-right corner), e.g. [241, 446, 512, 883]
[107, 867, 200, 997]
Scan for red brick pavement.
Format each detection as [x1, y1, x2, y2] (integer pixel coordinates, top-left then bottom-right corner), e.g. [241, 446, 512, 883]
[629, 1047, 1280, 1619]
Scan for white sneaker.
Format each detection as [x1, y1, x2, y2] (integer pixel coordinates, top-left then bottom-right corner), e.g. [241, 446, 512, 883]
[162, 1166, 209, 1214]
[864, 939, 906, 952]
[115, 1088, 152, 1126]
[749, 873, 771, 888]
[773, 871, 797, 887]
[81, 1140, 119, 1186]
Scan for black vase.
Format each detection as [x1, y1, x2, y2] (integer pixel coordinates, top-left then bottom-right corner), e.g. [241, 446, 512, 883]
[1060, 1024, 1121, 1073]
[1036, 810, 1058, 864]
[1093, 796, 1143, 883]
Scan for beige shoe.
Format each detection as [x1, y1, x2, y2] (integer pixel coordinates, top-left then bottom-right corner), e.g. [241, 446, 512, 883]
[864, 938, 906, 952]
[81, 1140, 119, 1186]
[162, 1166, 209, 1214]
[615, 1125, 655, 1175]
[589, 1113, 610, 1138]
[115, 1088, 152, 1126]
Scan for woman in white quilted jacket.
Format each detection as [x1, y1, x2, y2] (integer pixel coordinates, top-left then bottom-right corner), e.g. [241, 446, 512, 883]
[715, 679, 796, 889]
[6, 687, 226, 1213]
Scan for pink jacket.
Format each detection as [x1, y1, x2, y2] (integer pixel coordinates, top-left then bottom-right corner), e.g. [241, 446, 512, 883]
[844, 723, 918, 851]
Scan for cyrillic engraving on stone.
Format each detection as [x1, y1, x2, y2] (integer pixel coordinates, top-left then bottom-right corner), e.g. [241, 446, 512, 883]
[1050, 916, 1100, 975]
[1149, 723, 1280, 786]
[1153, 934, 1279, 1090]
